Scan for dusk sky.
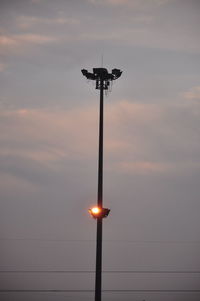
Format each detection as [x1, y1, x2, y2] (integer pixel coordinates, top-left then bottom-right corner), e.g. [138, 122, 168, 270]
[0, 0, 200, 300]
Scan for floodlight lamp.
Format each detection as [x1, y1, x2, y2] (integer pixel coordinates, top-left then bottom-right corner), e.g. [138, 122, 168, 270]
[93, 68, 108, 77]
[81, 69, 88, 76]
[88, 207, 110, 219]
[112, 69, 122, 79]
[86, 72, 96, 80]
[91, 207, 100, 214]
[81, 69, 96, 80]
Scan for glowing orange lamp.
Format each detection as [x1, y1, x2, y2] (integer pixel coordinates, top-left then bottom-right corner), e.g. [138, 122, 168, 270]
[89, 207, 110, 219]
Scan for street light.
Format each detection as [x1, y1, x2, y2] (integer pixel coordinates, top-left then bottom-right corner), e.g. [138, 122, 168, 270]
[81, 66, 122, 301]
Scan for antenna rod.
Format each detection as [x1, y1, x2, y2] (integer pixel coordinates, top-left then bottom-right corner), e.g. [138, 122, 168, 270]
[101, 55, 103, 67]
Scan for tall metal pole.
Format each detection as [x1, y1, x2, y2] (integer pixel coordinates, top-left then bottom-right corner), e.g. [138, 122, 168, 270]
[81, 67, 122, 301]
[95, 79, 104, 301]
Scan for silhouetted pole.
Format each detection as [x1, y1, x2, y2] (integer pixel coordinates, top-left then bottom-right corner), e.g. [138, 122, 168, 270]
[81, 67, 122, 301]
[95, 79, 104, 301]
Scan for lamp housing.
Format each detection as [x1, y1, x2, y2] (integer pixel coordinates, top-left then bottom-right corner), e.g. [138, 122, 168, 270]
[89, 207, 110, 219]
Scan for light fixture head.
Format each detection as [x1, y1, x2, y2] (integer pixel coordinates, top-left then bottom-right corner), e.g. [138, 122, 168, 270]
[88, 207, 110, 219]
[81, 69, 88, 76]
[81, 69, 96, 80]
[81, 67, 122, 90]
[112, 68, 122, 79]
[93, 68, 108, 77]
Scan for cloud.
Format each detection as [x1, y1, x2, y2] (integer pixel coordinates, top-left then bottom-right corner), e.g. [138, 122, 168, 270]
[0, 172, 39, 197]
[16, 33, 57, 44]
[0, 33, 58, 57]
[80, 25, 200, 53]
[17, 15, 80, 29]
[0, 33, 57, 53]
[183, 86, 200, 101]
[0, 106, 99, 165]
[1, 1, 199, 57]
[0, 102, 150, 173]
[109, 160, 200, 175]
[105, 100, 200, 174]
[31, 0, 43, 3]
[81, 1, 199, 54]
[112, 160, 171, 174]
[0, 35, 17, 46]
[0, 62, 7, 72]
[105, 100, 162, 125]
[88, 0, 171, 7]
[101, 0, 130, 5]
[1, 99, 199, 184]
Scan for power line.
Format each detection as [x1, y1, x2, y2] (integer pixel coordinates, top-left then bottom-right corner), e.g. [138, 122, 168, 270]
[1, 238, 200, 244]
[1, 289, 200, 293]
[0, 270, 200, 274]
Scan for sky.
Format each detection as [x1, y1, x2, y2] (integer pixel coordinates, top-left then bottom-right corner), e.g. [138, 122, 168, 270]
[0, 0, 200, 300]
